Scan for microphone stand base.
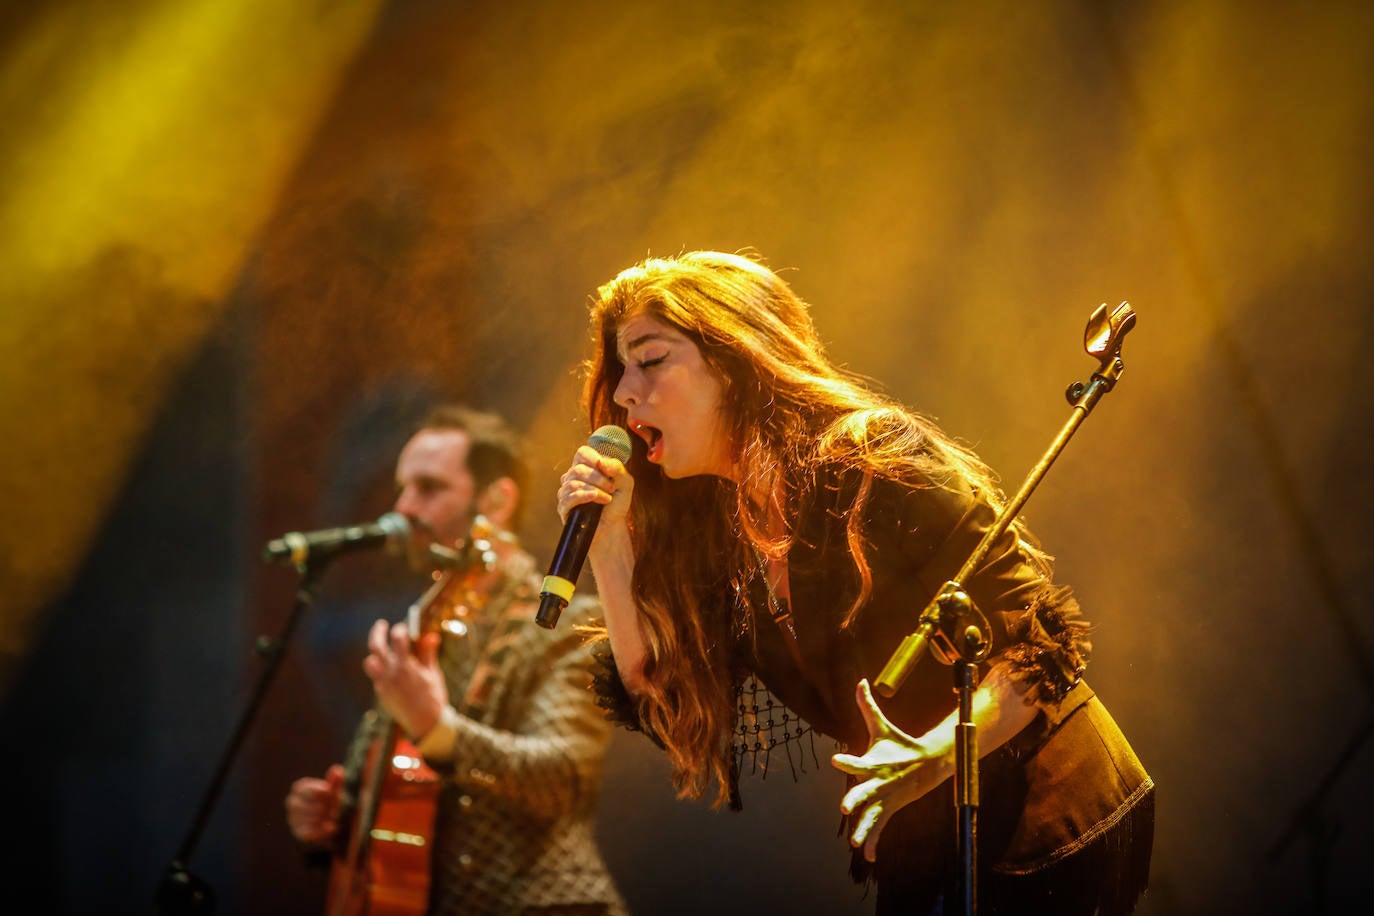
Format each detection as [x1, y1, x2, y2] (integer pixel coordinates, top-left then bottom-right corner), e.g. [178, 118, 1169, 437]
[155, 863, 215, 915]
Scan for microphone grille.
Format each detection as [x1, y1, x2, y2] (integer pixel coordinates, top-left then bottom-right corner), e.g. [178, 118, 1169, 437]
[377, 511, 412, 554]
[588, 425, 632, 463]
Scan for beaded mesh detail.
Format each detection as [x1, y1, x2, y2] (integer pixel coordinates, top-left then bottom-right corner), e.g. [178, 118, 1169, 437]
[732, 672, 820, 781]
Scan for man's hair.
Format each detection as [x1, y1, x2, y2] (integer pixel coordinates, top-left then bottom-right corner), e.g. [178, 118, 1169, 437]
[418, 404, 530, 532]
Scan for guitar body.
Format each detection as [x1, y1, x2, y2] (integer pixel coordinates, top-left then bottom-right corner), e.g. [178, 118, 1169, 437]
[327, 728, 440, 916]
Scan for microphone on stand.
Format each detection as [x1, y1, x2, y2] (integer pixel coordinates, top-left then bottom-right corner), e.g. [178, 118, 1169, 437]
[535, 425, 632, 629]
[262, 512, 411, 567]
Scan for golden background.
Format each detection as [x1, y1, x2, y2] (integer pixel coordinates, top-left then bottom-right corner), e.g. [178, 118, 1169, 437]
[2, 1, 1370, 912]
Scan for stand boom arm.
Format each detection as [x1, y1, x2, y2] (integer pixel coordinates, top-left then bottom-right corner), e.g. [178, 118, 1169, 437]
[876, 302, 1136, 697]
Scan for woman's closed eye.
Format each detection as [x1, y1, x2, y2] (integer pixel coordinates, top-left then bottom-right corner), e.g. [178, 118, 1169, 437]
[638, 354, 667, 370]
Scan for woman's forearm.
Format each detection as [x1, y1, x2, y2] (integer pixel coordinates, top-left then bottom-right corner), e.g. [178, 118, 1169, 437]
[589, 523, 649, 694]
[917, 662, 1039, 780]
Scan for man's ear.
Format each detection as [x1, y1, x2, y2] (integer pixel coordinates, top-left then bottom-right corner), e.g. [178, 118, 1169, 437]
[477, 476, 518, 527]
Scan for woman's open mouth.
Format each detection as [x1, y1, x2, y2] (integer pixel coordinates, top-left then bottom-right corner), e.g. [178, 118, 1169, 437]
[630, 420, 664, 463]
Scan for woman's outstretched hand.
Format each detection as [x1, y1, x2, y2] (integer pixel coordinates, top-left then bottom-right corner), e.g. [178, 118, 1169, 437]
[831, 678, 954, 863]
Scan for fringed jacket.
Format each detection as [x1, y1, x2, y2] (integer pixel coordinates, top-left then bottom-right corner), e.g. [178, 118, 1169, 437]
[595, 465, 1153, 911]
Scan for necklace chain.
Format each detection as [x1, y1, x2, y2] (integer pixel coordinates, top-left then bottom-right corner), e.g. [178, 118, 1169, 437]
[751, 546, 797, 639]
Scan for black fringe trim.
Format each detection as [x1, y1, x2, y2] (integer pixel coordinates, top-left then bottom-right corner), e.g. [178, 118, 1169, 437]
[587, 638, 666, 749]
[1094, 784, 1155, 916]
[845, 784, 1154, 913]
[727, 749, 742, 811]
[1000, 584, 1093, 704]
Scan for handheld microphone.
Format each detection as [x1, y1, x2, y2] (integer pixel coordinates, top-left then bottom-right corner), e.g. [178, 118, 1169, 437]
[262, 512, 411, 567]
[535, 425, 632, 629]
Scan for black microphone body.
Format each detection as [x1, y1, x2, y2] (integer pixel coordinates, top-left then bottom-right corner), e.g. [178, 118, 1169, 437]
[263, 512, 410, 567]
[536, 425, 632, 629]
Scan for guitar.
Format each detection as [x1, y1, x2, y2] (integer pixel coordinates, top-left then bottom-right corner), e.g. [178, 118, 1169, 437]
[325, 521, 498, 916]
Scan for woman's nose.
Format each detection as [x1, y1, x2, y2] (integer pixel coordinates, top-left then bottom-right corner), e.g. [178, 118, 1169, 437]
[613, 373, 638, 407]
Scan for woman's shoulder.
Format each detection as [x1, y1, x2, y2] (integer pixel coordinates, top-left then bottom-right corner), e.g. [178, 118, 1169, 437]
[794, 454, 977, 559]
[807, 450, 972, 507]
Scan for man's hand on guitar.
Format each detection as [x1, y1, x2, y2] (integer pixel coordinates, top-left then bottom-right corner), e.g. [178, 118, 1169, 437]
[285, 764, 345, 847]
[363, 619, 448, 742]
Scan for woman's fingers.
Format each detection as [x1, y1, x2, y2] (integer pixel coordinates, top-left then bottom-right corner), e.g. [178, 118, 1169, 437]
[836, 676, 944, 861]
[557, 445, 633, 524]
[837, 775, 880, 815]
[559, 445, 621, 493]
[854, 678, 897, 740]
[848, 795, 891, 862]
[558, 451, 612, 516]
[830, 751, 867, 777]
[558, 482, 612, 510]
[862, 808, 888, 863]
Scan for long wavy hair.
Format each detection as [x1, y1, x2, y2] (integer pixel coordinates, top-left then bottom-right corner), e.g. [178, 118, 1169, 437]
[582, 250, 1046, 805]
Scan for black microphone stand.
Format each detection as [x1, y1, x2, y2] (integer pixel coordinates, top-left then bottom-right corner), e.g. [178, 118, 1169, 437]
[874, 301, 1138, 916]
[154, 554, 335, 915]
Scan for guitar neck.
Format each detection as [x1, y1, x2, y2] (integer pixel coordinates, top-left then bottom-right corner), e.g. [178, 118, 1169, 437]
[342, 709, 400, 865]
